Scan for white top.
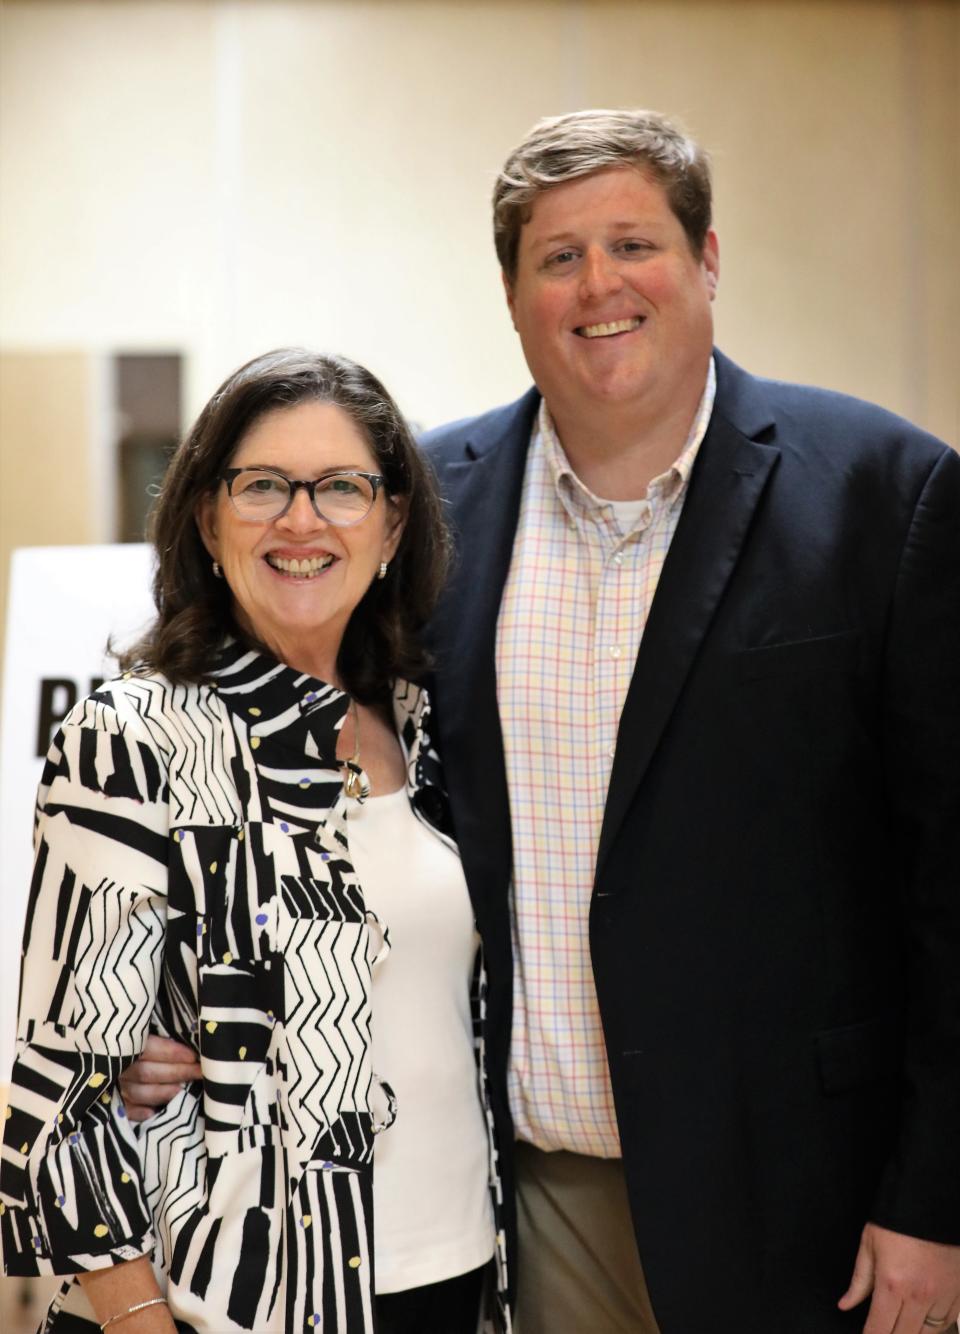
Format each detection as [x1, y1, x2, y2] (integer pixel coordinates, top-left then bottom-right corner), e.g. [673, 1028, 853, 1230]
[347, 786, 496, 1294]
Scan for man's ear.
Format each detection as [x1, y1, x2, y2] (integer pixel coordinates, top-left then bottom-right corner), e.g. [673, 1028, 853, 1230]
[501, 269, 518, 331]
[195, 493, 220, 563]
[702, 229, 720, 300]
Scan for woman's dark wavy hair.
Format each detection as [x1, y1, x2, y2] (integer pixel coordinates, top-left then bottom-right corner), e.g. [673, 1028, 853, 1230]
[120, 348, 451, 701]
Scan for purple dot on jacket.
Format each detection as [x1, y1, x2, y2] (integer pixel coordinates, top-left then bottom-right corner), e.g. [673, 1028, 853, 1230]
[280, 822, 289, 833]
[117, 1106, 126, 1119]
[57, 1195, 66, 1206]
[196, 923, 203, 935]
[256, 913, 268, 926]
[321, 852, 330, 861]
[70, 1133, 79, 1144]
[305, 692, 317, 703]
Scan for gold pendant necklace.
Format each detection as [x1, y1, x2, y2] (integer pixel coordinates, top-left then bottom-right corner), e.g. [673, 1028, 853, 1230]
[341, 699, 364, 799]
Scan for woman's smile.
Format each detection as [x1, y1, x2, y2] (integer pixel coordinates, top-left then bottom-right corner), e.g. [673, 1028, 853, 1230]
[264, 549, 338, 578]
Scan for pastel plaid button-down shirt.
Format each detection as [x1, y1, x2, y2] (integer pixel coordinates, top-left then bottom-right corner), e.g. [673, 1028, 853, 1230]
[497, 360, 716, 1156]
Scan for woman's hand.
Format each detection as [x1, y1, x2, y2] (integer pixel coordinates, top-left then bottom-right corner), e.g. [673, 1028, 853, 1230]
[119, 1036, 202, 1122]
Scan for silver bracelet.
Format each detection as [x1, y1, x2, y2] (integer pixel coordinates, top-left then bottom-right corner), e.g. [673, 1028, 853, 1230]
[100, 1296, 168, 1330]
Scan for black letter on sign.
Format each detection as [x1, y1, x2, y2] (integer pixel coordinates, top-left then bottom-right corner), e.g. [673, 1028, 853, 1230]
[36, 679, 78, 757]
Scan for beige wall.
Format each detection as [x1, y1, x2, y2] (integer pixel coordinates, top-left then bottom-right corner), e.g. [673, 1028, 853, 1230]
[0, 351, 106, 654]
[1, 0, 958, 665]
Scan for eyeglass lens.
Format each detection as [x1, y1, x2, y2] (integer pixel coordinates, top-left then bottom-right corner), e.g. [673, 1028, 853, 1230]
[228, 470, 376, 524]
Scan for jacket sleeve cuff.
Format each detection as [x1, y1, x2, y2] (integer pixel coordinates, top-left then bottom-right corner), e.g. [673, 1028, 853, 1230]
[2, 1065, 155, 1276]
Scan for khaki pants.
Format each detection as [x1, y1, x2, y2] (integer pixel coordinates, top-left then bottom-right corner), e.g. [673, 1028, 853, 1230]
[514, 1141, 661, 1334]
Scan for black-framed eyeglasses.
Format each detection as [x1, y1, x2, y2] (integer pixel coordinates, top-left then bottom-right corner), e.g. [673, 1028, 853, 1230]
[220, 467, 385, 526]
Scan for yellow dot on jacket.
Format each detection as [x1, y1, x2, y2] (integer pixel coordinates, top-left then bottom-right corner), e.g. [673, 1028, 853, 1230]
[205, 1021, 218, 1034]
[250, 737, 261, 750]
[88, 1073, 107, 1088]
[348, 1256, 361, 1269]
[93, 1224, 109, 1238]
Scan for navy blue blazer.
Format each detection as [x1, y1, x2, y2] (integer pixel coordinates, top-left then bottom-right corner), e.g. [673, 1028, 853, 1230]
[420, 351, 960, 1334]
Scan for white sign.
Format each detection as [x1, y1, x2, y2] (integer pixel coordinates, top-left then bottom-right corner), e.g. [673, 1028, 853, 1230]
[0, 544, 155, 1081]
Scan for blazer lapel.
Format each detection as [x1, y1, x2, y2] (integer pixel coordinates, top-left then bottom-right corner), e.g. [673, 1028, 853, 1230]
[427, 391, 540, 908]
[596, 363, 779, 879]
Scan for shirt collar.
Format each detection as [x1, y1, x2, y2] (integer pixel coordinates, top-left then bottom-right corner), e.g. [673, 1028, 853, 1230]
[210, 639, 431, 781]
[536, 355, 717, 518]
[211, 639, 350, 766]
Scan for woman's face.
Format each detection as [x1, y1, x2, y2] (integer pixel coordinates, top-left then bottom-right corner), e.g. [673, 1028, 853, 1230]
[197, 400, 405, 678]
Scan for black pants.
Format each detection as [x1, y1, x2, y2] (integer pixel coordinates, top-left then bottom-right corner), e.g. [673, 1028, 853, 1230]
[375, 1263, 485, 1334]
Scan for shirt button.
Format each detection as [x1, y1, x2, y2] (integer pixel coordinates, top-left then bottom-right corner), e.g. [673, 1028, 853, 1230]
[613, 552, 624, 566]
[608, 744, 616, 759]
[609, 646, 622, 659]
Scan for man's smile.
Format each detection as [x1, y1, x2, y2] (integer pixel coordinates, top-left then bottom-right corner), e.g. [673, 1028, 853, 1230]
[575, 316, 645, 338]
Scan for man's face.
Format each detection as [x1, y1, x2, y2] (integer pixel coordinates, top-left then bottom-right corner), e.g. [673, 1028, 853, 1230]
[504, 166, 719, 428]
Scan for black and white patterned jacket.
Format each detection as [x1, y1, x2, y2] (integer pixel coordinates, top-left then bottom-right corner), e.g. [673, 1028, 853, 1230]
[0, 643, 509, 1332]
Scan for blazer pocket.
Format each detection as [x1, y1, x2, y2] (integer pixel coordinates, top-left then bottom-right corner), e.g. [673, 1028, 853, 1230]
[815, 1016, 901, 1094]
[735, 630, 860, 682]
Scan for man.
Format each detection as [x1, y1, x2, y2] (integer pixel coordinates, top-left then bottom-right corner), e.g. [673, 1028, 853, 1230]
[124, 111, 959, 1333]
[418, 111, 960, 1334]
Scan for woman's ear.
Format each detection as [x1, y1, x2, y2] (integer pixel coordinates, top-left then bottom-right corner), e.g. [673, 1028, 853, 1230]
[195, 493, 220, 563]
[382, 495, 408, 564]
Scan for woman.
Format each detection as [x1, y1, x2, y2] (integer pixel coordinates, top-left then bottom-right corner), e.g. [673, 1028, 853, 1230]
[0, 350, 509, 1333]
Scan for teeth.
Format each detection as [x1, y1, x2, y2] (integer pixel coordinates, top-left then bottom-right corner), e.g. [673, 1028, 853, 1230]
[580, 317, 643, 338]
[267, 554, 334, 577]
